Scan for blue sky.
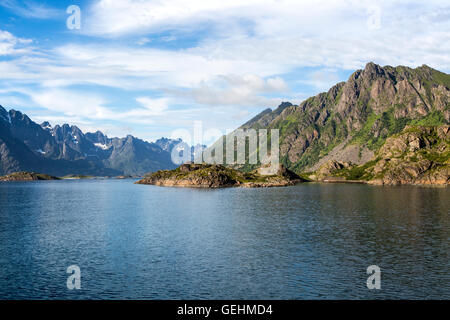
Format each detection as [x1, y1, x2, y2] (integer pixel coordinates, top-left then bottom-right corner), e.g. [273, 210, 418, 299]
[0, 0, 449, 143]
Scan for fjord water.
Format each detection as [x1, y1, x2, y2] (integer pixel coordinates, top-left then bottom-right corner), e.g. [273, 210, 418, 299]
[0, 180, 448, 299]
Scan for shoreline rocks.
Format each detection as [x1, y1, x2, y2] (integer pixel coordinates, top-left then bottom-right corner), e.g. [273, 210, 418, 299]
[136, 163, 304, 188]
[0, 171, 60, 181]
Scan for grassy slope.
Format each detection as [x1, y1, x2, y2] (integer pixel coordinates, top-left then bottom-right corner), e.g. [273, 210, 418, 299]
[327, 125, 450, 181]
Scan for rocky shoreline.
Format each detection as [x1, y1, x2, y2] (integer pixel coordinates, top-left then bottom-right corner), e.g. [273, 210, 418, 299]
[0, 172, 60, 181]
[136, 163, 304, 188]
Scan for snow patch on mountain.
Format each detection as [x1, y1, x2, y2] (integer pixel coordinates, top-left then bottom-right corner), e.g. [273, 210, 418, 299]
[94, 143, 111, 150]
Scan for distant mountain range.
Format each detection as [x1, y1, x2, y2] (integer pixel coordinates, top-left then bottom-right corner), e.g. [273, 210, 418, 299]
[0, 106, 182, 176]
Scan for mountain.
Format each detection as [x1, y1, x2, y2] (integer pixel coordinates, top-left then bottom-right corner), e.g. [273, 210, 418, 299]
[0, 106, 178, 176]
[155, 137, 207, 162]
[226, 62, 450, 184]
[154, 137, 183, 152]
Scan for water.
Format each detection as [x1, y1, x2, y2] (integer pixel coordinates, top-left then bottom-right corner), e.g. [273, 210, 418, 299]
[0, 180, 448, 299]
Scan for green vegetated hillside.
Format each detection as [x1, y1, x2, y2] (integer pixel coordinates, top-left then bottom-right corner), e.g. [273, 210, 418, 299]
[225, 62, 450, 185]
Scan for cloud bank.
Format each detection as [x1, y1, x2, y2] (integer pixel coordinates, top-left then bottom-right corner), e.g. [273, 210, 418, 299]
[0, 0, 448, 140]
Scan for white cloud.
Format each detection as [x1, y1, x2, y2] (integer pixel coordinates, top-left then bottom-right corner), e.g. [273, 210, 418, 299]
[30, 89, 112, 119]
[27, 89, 159, 124]
[232, 110, 251, 120]
[221, 74, 288, 93]
[302, 69, 341, 91]
[0, 30, 32, 56]
[84, 0, 266, 36]
[168, 74, 288, 106]
[136, 37, 151, 46]
[135, 97, 169, 115]
[78, 0, 450, 71]
[22, 88, 181, 128]
[161, 35, 177, 42]
[52, 43, 284, 88]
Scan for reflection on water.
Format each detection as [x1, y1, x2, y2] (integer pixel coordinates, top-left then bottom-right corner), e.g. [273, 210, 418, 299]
[0, 180, 448, 299]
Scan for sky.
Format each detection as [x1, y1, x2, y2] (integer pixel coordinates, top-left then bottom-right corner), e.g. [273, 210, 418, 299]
[0, 0, 449, 143]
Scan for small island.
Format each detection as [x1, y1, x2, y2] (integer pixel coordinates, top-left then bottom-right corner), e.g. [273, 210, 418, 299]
[136, 163, 304, 188]
[0, 171, 60, 181]
[61, 174, 95, 180]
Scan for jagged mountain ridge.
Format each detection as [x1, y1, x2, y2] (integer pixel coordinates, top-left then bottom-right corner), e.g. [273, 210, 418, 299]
[0, 106, 178, 176]
[240, 62, 449, 173]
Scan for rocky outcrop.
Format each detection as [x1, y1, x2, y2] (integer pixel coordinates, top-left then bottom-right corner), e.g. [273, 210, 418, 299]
[0, 171, 60, 181]
[307, 125, 449, 185]
[310, 160, 354, 181]
[308, 138, 374, 171]
[136, 163, 304, 188]
[366, 125, 449, 185]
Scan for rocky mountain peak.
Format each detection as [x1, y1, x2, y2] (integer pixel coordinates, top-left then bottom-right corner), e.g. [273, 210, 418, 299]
[278, 101, 293, 109]
[155, 137, 182, 152]
[362, 62, 386, 79]
[85, 131, 108, 144]
[9, 109, 32, 124]
[70, 125, 83, 136]
[0, 105, 10, 124]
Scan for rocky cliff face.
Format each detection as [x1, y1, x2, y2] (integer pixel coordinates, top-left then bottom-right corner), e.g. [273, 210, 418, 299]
[241, 63, 449, 174]
[309, 125, 449, 185]
[367, 125, 449, 185]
